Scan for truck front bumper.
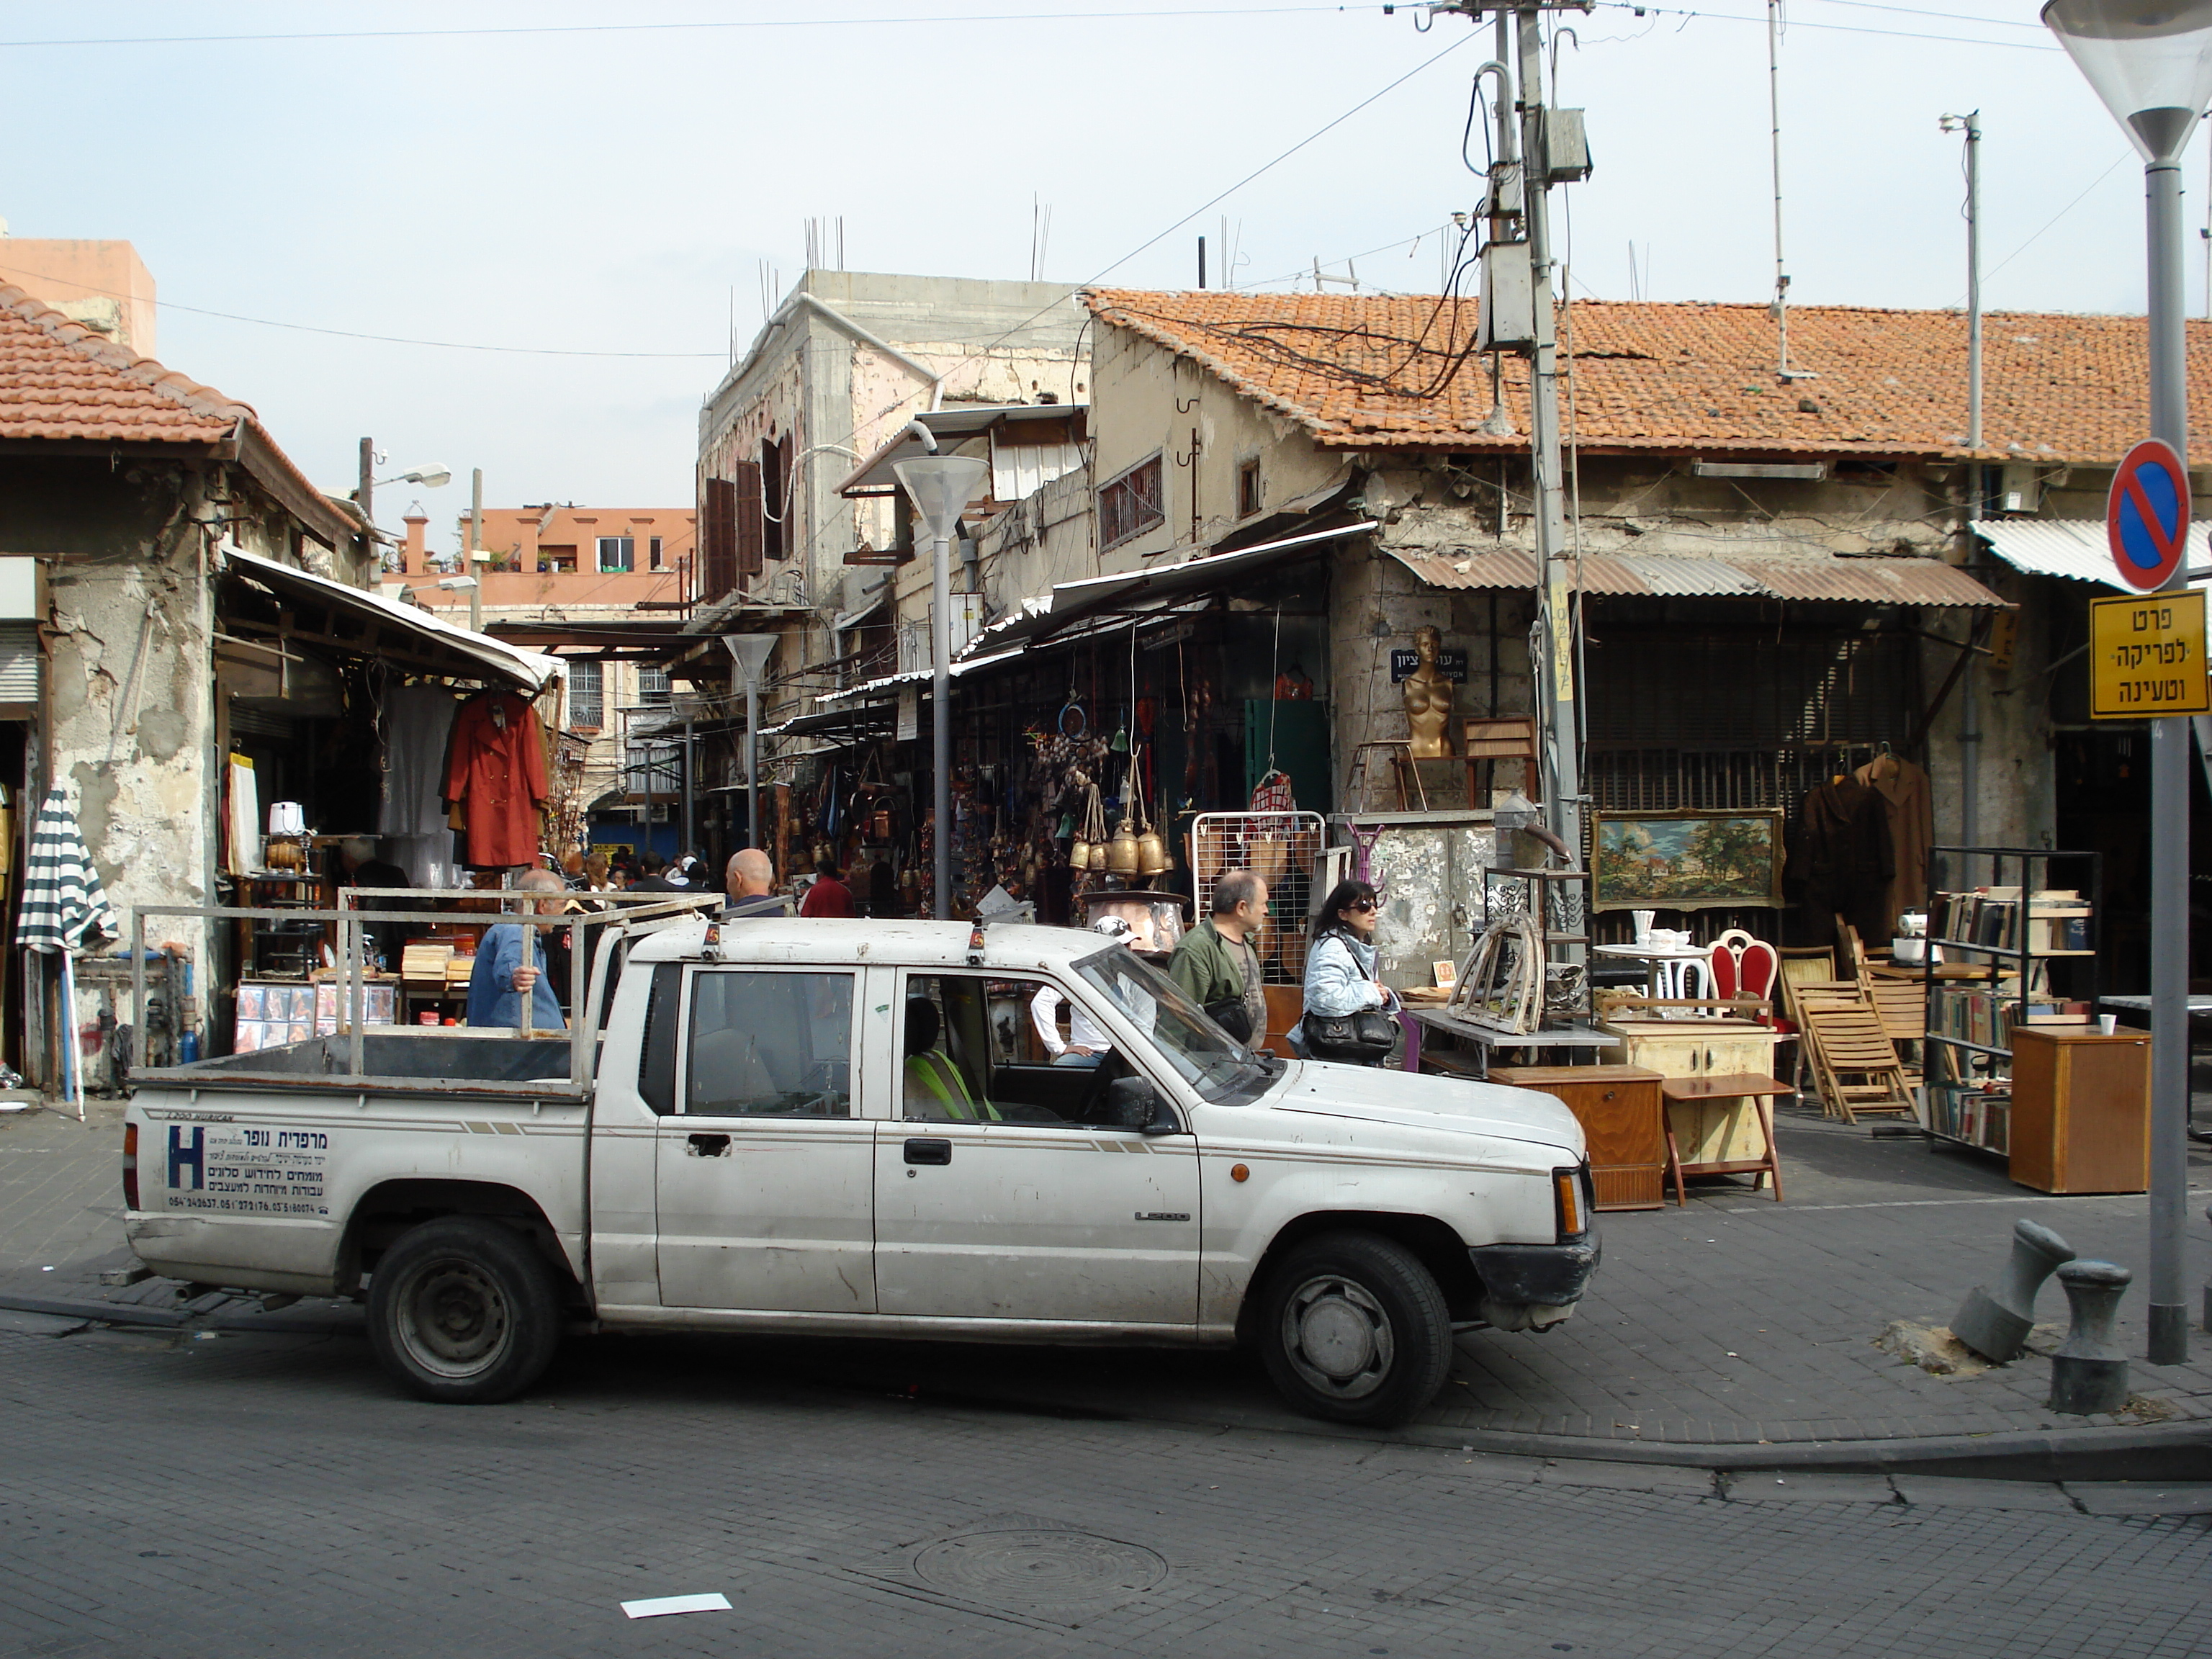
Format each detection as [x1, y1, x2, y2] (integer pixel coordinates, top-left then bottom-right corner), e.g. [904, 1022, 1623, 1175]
[1468, 1237, 1601, 1324]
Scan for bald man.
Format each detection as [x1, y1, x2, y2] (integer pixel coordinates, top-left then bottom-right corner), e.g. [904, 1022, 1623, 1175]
[724, 848, 789, 920]
[466, 871, 569, 1030]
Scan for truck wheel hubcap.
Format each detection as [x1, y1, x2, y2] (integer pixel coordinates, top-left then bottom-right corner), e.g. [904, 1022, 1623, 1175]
[397, 1259, 509, 1378]
[1282, 1274, 1393, 1400]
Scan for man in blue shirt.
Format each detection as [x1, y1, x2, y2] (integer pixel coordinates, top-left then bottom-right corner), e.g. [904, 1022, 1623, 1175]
[466, 870, 568, 1030]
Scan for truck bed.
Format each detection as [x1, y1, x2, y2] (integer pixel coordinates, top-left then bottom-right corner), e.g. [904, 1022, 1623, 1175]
[134, 1031, 580, 1096]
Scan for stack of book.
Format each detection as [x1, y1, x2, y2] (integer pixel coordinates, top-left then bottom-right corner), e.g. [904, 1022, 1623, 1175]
[1931, 889, 2094, 956]
[1931, 983, 2094, 1046]
[1928, 1084, 2010, 1153]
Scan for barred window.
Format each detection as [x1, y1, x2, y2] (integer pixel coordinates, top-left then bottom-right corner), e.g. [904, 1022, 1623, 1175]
[569, 660, 603, 729]
[1099, 454, 1164, 551]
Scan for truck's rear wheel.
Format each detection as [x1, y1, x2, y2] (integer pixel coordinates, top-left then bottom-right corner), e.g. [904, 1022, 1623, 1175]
[367, 1217, 560, 1404]
[1257, 1231, 1452, 1426]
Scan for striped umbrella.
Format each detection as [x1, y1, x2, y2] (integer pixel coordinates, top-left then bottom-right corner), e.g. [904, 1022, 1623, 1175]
[15, 788, 117, 1118]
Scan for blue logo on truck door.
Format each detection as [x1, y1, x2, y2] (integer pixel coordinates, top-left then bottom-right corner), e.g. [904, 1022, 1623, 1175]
[167, 1126, 205, 1190]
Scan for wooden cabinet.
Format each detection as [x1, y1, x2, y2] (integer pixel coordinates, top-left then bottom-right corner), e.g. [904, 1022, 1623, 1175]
[1597, 1018, 1782, 1166]
[2008, 1028, 2149, 1195]
[1491, 1064, 1666, 1210]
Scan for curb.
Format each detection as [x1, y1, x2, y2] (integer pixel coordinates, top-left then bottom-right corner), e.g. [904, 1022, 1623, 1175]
[7, 1289, 2206, 1480]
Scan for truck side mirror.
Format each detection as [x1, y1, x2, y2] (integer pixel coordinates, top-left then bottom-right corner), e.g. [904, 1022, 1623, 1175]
[1102, 1074, 1180, 1135]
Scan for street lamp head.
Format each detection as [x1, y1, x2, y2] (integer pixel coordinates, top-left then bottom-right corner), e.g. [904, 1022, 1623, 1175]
[433, 576, 480, 591]
[404, 465, 454, 488]
[891, 454, 990, 545]
[722, 632, 776, 691]
[2043, 0, 2212, 162]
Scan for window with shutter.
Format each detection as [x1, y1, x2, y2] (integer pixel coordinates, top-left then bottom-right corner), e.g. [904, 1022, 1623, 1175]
[701, 476, 737, 601]
[733, 459, 764, 578]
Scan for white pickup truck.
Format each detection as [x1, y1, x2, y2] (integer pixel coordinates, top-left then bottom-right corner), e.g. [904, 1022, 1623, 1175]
[121, 917, 1598, 1426]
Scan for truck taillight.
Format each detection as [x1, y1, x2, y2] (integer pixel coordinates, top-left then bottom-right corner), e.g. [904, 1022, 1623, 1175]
[122, 1123, 139, 1211]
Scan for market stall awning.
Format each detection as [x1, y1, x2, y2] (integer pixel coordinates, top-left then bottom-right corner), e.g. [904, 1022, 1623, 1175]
[1974, 518, 2212, 591]
[1385, 546, 2008, 607]
[222, 544, 564, 691]
[963, 520, 1378, 658]
[817, 647, 1028, 707]
[480, 619, 707, 660]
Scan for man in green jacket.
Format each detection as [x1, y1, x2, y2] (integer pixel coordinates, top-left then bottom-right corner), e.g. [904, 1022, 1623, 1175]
[1169, 869, 1269, 1044]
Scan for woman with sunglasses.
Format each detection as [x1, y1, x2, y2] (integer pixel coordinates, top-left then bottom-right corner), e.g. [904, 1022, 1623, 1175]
[1292, 878, 1398, 1064]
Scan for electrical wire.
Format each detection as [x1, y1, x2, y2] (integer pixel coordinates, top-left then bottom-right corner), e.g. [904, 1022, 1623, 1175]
[1583, 0, 2059, 51]
[0, 5, 1359, 50]
[0, 261, 724, 358]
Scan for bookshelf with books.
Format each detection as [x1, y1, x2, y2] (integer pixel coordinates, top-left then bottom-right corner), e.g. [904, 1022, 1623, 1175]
[1922, 846, 2103, 1161]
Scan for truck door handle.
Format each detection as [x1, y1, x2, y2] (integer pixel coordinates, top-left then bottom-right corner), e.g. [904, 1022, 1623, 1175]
[687, 1133, 731, 1157]
[904, 1137, 953, 1166]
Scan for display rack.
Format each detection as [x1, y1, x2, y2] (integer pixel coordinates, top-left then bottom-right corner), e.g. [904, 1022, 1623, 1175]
[1922, 845, 2102, 1157]
[1481, 866, 1593, 1020]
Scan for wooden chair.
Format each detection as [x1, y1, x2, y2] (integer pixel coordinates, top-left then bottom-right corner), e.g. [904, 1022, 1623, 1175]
[1797, 997, 1918, 1123]
[1711, 927, 1798, 1080]
[1775, 946, 1845, 1092]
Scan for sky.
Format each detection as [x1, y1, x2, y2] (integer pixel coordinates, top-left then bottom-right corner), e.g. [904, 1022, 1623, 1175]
[0, 1, 2185, 522]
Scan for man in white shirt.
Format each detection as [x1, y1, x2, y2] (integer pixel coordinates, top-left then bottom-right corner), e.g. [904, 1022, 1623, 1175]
[1030, 917, 1132, 1066]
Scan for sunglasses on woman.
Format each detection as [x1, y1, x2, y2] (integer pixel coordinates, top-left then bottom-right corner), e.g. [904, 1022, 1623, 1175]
[1344, 899, 1377, 914]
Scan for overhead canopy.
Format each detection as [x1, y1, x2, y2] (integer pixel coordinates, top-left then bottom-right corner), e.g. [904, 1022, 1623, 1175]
[480, 618, 706, 662]
[1386, 547, 2008, 608]
[964, 521, 1377, 658]
[817, 647, 1028, 706]
[221, 544, 564, 691]
[1974, 518, 2211, 590]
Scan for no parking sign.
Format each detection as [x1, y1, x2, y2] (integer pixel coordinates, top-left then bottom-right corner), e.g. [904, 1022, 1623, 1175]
[2106, 438, 2191, 592]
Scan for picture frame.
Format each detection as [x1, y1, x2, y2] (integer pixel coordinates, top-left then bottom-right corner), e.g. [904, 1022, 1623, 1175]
[1591, 809, 1784, 912]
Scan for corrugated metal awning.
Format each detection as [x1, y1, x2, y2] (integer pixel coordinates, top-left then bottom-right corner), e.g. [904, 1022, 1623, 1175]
[1974, 518, 2212, 591]
[222, 544, 565, 691]
[966, 521, 1377, 658]
[1387, 547, 2008, 607]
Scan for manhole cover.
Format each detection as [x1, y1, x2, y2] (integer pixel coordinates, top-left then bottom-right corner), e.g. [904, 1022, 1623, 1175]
[912, 1529, 1167, 1611]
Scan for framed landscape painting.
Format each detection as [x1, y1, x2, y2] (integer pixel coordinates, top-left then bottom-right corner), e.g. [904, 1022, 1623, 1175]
[1592, 809, 1784, 912]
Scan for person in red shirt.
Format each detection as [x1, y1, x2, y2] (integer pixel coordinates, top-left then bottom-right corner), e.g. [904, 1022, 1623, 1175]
[799, 856, 855, 918]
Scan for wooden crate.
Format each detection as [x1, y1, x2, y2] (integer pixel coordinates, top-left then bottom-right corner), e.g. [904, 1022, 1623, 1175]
[2008, 1028, 2149, 1195]
[1491, 1064, 1667, 1210]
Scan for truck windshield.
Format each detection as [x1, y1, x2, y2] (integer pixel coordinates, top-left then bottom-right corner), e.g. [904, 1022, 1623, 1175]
[1073, 947, 1274, 1104]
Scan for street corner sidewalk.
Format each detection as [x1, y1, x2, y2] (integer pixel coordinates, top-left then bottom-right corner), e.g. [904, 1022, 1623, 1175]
[1409, 1107, 2212, 1474]
[0, 1099, 132, 1294]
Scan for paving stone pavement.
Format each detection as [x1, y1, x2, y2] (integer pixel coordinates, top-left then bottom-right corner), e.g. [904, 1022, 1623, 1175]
[0, 1315, 2208, 1659]
[6, 1098, 2212, 1455]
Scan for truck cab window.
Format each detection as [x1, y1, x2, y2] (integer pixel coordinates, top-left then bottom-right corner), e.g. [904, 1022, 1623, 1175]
[901, 973, 1132, 1127]
[637, 963, 680, 1115]
[685, 970, 854, 1118]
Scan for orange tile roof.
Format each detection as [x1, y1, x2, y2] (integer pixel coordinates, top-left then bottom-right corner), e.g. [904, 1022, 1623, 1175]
[1082, 289, 2212, 464]
[0, 282, 254, 444]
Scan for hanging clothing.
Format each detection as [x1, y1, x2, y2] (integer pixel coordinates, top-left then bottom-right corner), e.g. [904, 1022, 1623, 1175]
[444, 691, 549, 868]
[1851, 753, 1933, 939]
[379, 684, 462, 838]
[1790, 778, 1894, 946]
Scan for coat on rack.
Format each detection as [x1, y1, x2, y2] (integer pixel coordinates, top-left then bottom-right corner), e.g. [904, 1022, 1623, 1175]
[1789, 777, 1893, 945]
[444, 691, 549, 868]
[1851, 752, 1932, 938]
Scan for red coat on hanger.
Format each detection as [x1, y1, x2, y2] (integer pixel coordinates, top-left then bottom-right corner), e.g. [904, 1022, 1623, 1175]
[444, 691, 549, 868]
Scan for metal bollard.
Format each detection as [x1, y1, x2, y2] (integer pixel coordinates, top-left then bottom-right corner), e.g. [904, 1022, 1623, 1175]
[2049, 1261, 2132, 1416]
[1951, 1218, 2074, 1362]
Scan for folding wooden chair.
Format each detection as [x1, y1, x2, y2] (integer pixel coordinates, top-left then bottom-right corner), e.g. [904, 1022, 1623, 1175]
[1797, 999, 1918, 1123]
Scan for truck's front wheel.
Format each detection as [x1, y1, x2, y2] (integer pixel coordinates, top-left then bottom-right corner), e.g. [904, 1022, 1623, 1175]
[367, 1218, 560, 1404]
[1257, 1231, 1453, 1426]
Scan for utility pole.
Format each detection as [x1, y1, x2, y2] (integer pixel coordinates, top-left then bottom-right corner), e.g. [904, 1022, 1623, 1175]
[1448, 1, 1587, 865]
[1943, 110, 1983, 848]
[357, 437, 375, 538]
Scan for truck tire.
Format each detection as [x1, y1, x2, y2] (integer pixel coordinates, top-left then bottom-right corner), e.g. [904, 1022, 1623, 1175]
[367, 1217, 561, 1404]
[1256, 1231, 1453, 1427]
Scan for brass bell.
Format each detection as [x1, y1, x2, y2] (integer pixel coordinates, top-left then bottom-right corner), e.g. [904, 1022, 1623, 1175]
[1136, 826, 1170, 878]
[1106, 818, 1142, 877]
[1069, 838, 1092, 871]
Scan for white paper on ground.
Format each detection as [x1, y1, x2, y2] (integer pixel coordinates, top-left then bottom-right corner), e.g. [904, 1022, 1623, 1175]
[620, 1593, 732, 1619]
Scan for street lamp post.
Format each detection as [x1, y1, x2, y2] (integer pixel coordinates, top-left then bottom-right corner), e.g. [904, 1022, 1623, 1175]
[724, 634, 778, 853]
[2044, 0, 2212, 1366]
[891, 454, 990, 920]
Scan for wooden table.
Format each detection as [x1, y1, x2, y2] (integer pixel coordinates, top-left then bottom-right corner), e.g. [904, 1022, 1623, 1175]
[1658, 1072, 1790, 1205]
[1492, 1064, 1667, 1210]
